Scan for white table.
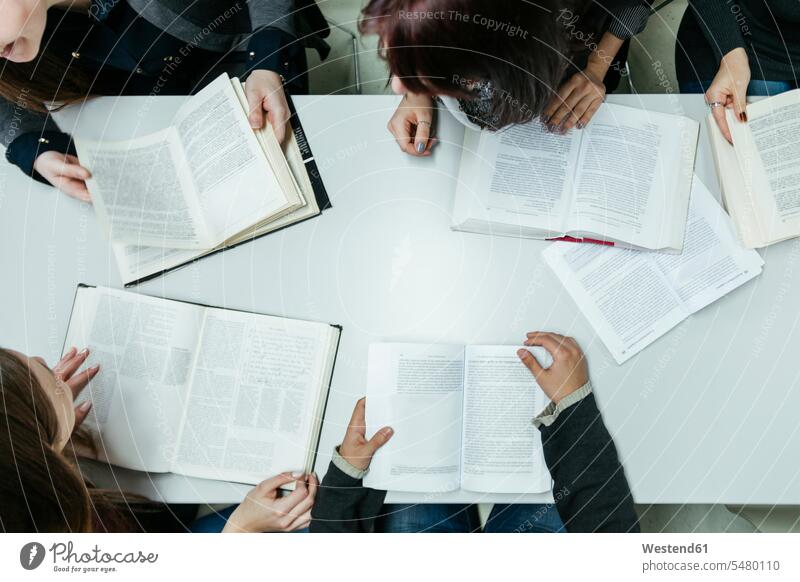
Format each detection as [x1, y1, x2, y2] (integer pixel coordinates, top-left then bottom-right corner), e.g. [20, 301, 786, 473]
[2, 94, 799, 506]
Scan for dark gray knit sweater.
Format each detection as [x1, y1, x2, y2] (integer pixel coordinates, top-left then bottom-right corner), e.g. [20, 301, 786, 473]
[677, 1, 800, 84]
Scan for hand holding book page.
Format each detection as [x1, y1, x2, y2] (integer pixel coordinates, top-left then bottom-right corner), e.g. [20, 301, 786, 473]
[170, 308, 335, 484]
[543, 177, 764, 364]
[75, 73, 297, 250]
[364, 343, 553, 494]
[452, 102, 698, 251]
[65, 285, 340, 485]
[714, 89, 800, 247]
[109, 118, 319, 286]
[338, 398, 395, 471]
[66, 287, 205, 472]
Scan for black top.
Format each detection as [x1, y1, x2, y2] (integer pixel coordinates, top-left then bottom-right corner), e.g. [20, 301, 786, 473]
[311, 393, 640, 533]
[676, 0, 800, 85]
[1, 0, 311, 184]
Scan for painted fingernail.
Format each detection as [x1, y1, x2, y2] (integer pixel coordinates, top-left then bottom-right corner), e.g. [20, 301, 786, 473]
[541, 115, 550, 125]
[91, 365, 101, 373]
[576, 121, 585, 130]
[739, 112, 748, 122]
[416, 142, 425, 154]
[79, 348, 89, 357]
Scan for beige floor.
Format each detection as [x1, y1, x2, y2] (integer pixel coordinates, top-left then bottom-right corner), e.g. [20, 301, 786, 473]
[306, 0, 799, 533]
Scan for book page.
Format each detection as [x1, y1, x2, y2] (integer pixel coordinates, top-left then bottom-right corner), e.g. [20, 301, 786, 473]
[651, 177, 764, 313]
[112, 242, 198, 285]
[461, 345, 552, 494]
[65, 286, 203, 472]
[569, 104, 695, 250]
[459, 122, 581, 233]
[110, 123, 322, 286]
[233, 78, 306, 209]
[172, 309, 334, 484]
[364, 343, 465, 493]
[173, 74, 296, 242]
[706, 115, 766, 248]
[729, 91, 800, 239]
[542, 242, 688, 364]
[75, 129, 212, 249]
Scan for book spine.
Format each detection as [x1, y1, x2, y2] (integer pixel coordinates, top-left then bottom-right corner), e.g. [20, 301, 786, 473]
[286, 94, 331, 210]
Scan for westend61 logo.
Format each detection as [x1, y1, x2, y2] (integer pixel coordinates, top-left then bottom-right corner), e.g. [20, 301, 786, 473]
[19, 541, 158, 574]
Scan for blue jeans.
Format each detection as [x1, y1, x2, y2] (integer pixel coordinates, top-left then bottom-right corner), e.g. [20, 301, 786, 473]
[189, 505, 310, 533]
[377, 503, 565, 533]
[680, 79, 796, 97]
[190, 506, 237, 532]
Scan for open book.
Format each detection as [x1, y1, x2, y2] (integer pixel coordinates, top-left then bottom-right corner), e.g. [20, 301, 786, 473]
[452, 103, 699, 251]
[64, 285, 340, 485]
[708, 89, 800, 248]
[364, 343, 552, 494]
[543, 177, 763, 364]
[73, 73, 328, 285]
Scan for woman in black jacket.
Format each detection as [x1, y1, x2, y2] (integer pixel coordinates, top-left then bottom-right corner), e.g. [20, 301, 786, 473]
[311, 331, 639, 533]
[0, 0, 322, 201]
[359, 0, 654, 156]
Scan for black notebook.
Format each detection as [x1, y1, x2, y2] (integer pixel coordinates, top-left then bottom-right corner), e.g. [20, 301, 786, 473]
[63, 284, 340, 485]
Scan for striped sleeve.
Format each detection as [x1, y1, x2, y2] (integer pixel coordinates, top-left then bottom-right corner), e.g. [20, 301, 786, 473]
[606, 2, 652, 39]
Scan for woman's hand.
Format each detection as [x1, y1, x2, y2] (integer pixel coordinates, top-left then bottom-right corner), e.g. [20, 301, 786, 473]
[387, 92, 437, 156]
[517, 332, 589, 404]
[53, 346, 100, 430]
[224, 472, 318, 533]
[542, 67, 606, 133]
[33, 152, 91, 202]
[244, 69, 291, 144]
[339, 397, 393, 471]
[706, 47, 751, 144]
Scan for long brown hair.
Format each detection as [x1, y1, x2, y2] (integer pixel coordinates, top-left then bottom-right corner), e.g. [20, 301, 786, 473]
[0, 348, 93, 531]
[360, 0, 583, 129]
[0, 348, 171, 533]
[0, 7, 96, 114]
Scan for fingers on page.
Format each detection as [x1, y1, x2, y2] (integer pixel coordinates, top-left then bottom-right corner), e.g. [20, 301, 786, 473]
[517, 348, 544, 376]
[58, 347, 89, 379]
[247, 91, 266, 129]
[74, 401, 93, 427]
[712, 104, 733, 143]
[414, 117, 432, 154]
[267, 102, 289, 143]
[368, 426, 394, 452]
[259, 472, 296, 493]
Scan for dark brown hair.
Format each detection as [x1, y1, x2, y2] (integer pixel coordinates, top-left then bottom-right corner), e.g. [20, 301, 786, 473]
[360, 0, 580, 129]
[0, 348, 170, 533]
[0, 7, 96, 114]
[0, 52, 93, 113]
